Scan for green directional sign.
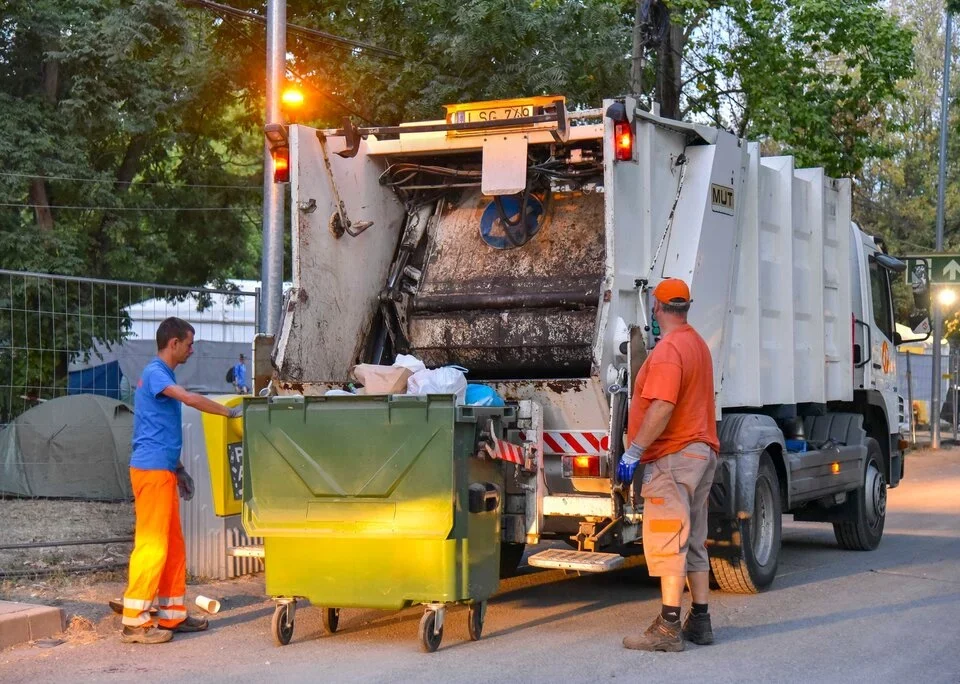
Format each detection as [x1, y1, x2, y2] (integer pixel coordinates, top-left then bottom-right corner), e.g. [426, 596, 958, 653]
[904, 255, 960, 285]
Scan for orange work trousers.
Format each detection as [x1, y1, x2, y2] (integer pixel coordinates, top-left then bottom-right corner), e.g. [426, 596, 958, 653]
[122, 468, 187, 629]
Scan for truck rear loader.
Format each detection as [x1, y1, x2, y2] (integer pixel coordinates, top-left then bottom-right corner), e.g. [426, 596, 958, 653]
[247, 95, 927, 600]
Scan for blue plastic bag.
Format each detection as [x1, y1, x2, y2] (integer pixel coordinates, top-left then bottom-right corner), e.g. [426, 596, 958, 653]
[465, 384, 505, 407]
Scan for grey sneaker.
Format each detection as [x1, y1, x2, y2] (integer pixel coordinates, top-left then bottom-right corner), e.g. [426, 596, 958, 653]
[682, 612, 714, 645]
[623, 615, 684, 652]
[120, 625, 174, 644]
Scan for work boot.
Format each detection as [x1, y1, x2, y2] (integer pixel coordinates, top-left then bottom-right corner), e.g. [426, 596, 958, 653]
[682, 612, 714, 645]
[120, 625, 174, 644]
[161, 615, 209, 633]
[622, 615, 684, 652]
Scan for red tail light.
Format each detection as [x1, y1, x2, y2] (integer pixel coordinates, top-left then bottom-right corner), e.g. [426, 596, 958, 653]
[272, 146, 290, 183]
[614, 120, 633, 161]
[564, 455, 601, 477]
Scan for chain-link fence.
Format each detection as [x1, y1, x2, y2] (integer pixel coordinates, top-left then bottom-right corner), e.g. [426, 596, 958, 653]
[0, 269, 259, 424]
[0, 269, 258, 578]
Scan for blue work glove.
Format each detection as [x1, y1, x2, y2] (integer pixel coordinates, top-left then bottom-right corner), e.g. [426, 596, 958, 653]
[228, 406, 243, 419]
[617, 444, 646, 484]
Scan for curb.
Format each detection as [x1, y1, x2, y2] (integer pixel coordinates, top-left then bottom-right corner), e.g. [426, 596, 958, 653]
[0, 600, 65, 650]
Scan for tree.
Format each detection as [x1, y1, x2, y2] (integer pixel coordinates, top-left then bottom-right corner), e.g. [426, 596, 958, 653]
[636, 0, 915, 177]
[0, 0, 263, 284]
[0, 0, 264, 419]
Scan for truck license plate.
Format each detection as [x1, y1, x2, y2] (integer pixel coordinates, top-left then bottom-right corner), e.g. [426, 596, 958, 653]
[449, 104, 536, 124]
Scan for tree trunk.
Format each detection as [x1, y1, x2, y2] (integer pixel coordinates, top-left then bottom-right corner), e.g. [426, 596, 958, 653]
[30, 49, 60, 231]
[29, 179, 54, 232]
[92, 134, 150, 274]
[630, 0, 645, 96]
[114, 134, 149, 190]
[656, 17, 685, 120]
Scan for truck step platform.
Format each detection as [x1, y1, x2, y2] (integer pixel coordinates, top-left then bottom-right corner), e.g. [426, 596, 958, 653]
[227, 545, 265, 559]
[527, 549, 625, 573]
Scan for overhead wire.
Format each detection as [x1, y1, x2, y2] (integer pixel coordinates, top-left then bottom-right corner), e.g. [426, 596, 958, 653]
[1, 203, 244, 212]
[0, 171, 261, 190]
[183, 0, 400, 59]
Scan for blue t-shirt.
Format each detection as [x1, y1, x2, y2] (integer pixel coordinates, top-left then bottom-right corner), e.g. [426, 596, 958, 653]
[233, 362, 247, 388]
[130, 358, 182, 471]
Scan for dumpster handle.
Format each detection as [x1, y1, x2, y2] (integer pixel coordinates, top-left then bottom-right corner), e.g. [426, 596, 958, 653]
[468, 482, 501, 513]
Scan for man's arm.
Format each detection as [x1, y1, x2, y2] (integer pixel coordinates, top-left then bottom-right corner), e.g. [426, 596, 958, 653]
[161, 384, 232, 417]
[630, 399, 675, 449]
[617, 399, 676, 483]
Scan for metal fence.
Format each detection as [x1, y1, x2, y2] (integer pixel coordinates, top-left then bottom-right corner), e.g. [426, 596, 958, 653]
[0, 269, 259, 426]
[897, 349, 960, 442]
[0, 269, 258, 578]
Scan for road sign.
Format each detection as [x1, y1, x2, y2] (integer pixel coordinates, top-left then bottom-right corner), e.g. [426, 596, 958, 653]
[904, 255, 960, 285]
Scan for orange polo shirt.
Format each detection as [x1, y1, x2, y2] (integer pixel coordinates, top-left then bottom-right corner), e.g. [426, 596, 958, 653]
[627, 324, 719, 463]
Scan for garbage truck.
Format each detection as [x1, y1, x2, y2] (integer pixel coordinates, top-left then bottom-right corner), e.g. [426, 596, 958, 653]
[248, 95, 927, 597]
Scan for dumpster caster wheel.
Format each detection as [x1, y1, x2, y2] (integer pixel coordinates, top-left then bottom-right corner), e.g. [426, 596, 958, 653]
[322, 608, 340, 635]
[418, 609, 443, 653]
[272, 602, 295, 646]
[467, 601, 485, 641]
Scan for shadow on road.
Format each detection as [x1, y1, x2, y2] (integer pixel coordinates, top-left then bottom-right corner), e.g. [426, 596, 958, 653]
[714, 591, 960, 643]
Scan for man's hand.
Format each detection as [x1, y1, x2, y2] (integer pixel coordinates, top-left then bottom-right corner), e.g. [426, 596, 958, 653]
[616, 444, 645, 484]
[176, 467, 195, 501]
[228, 406, 243, 419]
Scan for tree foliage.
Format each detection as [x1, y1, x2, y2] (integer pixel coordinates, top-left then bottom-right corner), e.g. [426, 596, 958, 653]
[0, 0, 926, 416]
[661, 0, 915, 177]
[0, 0, 263, 284]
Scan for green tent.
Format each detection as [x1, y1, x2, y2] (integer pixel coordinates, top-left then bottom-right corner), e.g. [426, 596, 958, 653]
[0, 394, 133, 500]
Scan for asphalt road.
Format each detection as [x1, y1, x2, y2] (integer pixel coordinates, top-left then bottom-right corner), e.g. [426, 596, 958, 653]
[3, 448, 959, 684]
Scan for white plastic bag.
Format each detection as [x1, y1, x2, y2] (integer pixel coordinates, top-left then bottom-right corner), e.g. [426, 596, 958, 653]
[393, 354, 426, 374]
[407, 366, 468, 404]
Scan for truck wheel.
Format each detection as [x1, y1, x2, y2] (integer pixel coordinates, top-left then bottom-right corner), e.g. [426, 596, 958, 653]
[833, 438, 886, 551]
[500, 543, 525, 577]
[710, 452, 781, 594]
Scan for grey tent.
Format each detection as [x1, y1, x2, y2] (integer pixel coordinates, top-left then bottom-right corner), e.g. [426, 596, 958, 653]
[0, 394, 134, 500]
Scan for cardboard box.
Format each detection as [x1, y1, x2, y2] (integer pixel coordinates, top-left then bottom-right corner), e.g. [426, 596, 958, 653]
[351, 364, 413, 394]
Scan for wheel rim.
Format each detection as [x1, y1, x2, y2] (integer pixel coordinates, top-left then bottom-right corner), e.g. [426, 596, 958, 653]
[864, 461, 887, 530]
[752, 474, 776, 566]
[424, 613, 441, 649]
[276, 606, 292, 641]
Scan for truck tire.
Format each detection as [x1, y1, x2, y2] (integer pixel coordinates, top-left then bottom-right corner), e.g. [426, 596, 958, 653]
[833, 438, 886, 551]
[710, 452, 781, 594]
[500, 543, 525, 577]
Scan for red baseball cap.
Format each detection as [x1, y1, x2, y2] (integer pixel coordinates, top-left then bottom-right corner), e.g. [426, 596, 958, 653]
[653, 278, 691, 304]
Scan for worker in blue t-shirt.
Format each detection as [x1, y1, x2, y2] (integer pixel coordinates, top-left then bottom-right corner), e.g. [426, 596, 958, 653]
[232, 353, 249, 394]
[120, 317, 242, 645]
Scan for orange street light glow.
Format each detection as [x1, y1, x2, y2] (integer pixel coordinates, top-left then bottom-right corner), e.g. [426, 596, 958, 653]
[281, 88, 305, 107]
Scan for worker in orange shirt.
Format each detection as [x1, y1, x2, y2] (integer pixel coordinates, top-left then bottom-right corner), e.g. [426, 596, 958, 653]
[121, 317, 242, 644]
[617, 278, 720, 653]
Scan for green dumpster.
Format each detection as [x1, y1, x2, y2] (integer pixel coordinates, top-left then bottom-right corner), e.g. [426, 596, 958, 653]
[242, 393, 517, 651]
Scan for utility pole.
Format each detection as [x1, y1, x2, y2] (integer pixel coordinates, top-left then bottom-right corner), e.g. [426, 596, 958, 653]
[932, 10, 953, 449]
[260, 0, 286, 335]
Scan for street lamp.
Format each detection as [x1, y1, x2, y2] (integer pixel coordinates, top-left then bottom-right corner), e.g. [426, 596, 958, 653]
[939, 287, 958, 308]
[281, 86, 305, 109]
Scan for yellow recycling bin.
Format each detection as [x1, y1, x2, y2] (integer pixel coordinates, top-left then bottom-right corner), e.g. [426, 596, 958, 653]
[200, 395, 245, 517]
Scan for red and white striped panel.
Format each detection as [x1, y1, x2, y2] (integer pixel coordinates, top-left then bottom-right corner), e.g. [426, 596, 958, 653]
[521, 430, 610, 455]
[485, 439, 525, 465]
